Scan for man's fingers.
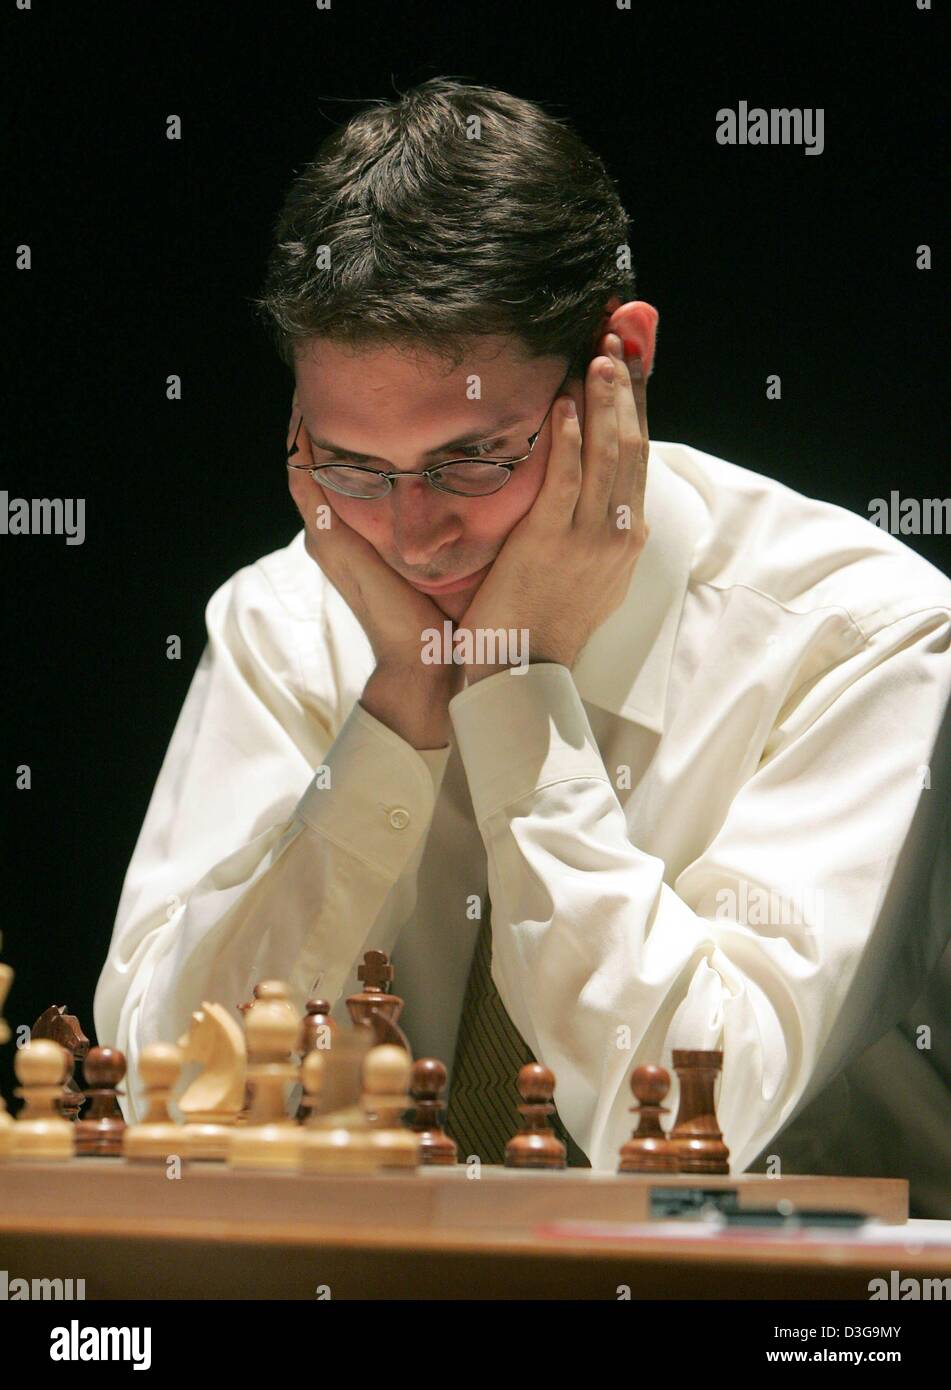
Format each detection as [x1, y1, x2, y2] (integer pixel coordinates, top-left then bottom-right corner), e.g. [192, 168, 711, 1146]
[531, 395, 583, 524]
[574, 354, 621, 528]
[609, 351, 648, 525]
[628, 357, 651, 533]
[285, 405, 343, 554]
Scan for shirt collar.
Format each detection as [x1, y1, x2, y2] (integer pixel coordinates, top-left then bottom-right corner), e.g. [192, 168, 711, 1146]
[571, 443, 707, 734]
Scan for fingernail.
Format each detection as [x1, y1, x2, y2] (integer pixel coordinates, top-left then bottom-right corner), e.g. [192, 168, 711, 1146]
[563, 397, 577, 418]
[605, 333, 624, 358]
[629, 355, 643, 381]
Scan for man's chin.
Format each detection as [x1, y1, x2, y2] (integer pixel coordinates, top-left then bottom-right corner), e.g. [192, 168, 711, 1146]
[432, 590, 470, 621]
[426, 566, 490, 619]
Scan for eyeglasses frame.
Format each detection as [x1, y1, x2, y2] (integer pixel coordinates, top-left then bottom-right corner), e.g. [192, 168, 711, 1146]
[286, 364, 575, 499]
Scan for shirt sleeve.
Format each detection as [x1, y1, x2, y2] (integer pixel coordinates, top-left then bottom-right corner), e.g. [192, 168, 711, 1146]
[447, 609, 951, 1174]
[94, 563, 451, 1121]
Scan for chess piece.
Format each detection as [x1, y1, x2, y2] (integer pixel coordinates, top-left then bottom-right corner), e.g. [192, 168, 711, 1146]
[298, 1046, 377, 1173]
[0, 939, 10, 1048]
[228, 980, 301, 1170]
[74, 1047, 126, 1156]
[298, 998, 338, 1054]
[0, 943, 15, 1157]
[295, 999, 337, 1121]
[298, 1026, 377, 1172]
[408, 1058, 458, 1165]
[667, 1049, 731, 1174]
[360, 1045, 420, 1168]
[235, 985, 265, 1125]
[505, 1063, 566, 1170]
[123, 1044, 186, 1162]
[346, 951, 412, 1052]
[11, 1039, 73, 1160]
[30, 1005, 90, 1121]
[618, 1064, 679, 1173]
[177, 1003, 246, 1159]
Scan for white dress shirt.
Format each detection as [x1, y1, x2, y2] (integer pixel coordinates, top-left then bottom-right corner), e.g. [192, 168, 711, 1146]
[94, 440, 951, 1196]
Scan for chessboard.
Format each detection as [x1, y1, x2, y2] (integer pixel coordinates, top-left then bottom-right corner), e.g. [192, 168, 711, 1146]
[2, 1159, 950, 1300]
[3, 948, 951, 1300]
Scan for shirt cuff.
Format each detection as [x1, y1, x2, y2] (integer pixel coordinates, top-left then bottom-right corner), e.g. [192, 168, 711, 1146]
[449, 663, 611, 824]
[295, 699, 448, 877]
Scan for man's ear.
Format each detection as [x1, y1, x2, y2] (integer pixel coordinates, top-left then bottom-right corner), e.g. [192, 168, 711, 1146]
[610, 303, 659, 379]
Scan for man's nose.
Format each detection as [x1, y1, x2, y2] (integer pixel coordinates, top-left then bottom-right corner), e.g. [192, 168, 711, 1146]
[390, 478, 462, 563]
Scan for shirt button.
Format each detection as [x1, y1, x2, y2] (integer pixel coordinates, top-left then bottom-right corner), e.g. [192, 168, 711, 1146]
[388, 807, 411, 830]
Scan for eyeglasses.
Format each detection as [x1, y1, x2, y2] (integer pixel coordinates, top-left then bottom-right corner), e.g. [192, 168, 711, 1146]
[286, 367, 573, 499]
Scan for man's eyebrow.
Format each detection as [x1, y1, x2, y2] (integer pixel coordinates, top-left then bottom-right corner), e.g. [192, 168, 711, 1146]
[305, 411, 527, 463]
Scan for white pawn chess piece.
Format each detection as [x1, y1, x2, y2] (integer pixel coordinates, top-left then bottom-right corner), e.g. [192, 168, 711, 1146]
[12, 1038, 74, 1161]
[362, 1045, 420, 1168]
[298, 1048, 378, 1174]
[123, 1043, 186, 1162]
[177, 1002, 246, 1160]
[228, 980, 301, 1170]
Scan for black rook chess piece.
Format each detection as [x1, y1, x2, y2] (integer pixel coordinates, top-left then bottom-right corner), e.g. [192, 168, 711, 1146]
[667, 1049, 730, 1174]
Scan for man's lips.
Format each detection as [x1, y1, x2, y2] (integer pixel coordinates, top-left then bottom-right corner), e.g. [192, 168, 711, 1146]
[406, 563, 492, 594]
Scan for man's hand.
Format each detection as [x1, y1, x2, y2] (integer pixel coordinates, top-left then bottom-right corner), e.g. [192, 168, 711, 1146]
[286, 398, 464, 748]
[454, 332, 650, 682]
[286, 397, 456, 676]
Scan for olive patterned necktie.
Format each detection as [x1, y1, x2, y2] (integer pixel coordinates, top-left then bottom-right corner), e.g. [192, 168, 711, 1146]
[445, 899, 589, 1167]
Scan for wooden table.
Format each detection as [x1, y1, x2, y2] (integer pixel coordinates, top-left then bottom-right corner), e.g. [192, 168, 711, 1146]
[2, 1160, 948, 1299]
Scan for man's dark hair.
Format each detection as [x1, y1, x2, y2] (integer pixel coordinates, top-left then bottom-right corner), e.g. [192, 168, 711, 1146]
[252, 77, 638, 380]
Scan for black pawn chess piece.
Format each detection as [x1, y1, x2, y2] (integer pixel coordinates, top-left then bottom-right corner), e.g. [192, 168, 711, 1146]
[296, 999, 338, 1122]
[667, 1049, 730, 1174]
[298, 998, 337, 1054]
[618, 1064, 679, 1173]
[505, 1063, 566, 1170]
[75, 1046, 127, 1156]
[408, 1059, 458, 1165]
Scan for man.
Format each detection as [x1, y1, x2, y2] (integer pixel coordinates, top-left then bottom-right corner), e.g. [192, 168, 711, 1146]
[95, 80, 951, 1199]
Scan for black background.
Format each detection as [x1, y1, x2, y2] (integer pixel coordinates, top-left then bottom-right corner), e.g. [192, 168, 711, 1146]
[3, 0, 947, 1103]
